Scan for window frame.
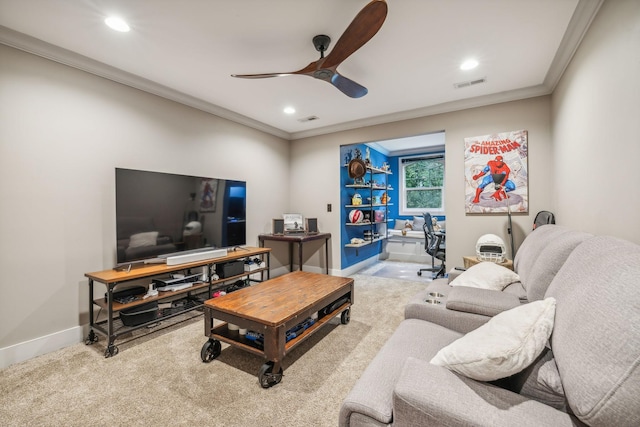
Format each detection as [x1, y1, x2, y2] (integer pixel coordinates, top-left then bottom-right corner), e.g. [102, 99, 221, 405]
[398, 154, 445, 216]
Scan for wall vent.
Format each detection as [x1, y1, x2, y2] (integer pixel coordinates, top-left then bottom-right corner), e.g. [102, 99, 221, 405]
[298, 115, 319, 123]
[453, 77, 487, 89]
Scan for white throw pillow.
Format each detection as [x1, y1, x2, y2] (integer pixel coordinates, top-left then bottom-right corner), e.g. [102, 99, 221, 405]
[412, 216, 426, 230]
[393, 220, 406, 230]
[430, 297, 556, 381]
[128, 231, 159, 248]
[450, 261, 520, 291]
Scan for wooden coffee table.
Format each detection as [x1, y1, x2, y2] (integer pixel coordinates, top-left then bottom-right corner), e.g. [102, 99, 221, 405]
[201, 271, 354, 388]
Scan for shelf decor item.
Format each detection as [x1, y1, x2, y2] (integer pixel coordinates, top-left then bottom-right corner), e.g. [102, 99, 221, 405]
[306, 218, 319, 234]
[349, 210, 364, 223]
[272, 218, 285, 235]
[348, 158, 366, 178]
[283, 213, 304, 233]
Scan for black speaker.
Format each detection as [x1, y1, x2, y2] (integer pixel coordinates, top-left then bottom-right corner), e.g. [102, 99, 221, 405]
[216, 260, 245, 279]
[272, 219, 284, 235]
[306, 218, 318, 234]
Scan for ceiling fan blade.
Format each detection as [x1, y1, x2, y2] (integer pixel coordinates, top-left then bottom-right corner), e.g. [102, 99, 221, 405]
[231, 1, 387, 97]
[322, 0, 388, 69]
[232, 58, 322, 79]
[231, 72, 294, 79]
[330, 73, 368, 98]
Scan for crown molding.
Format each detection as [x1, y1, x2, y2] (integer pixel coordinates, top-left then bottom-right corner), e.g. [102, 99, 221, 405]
[0, 25, 290, 140]
[543, 0, 604, 91]
[289, 84, 551, 140]
[289, 0, 604, 140]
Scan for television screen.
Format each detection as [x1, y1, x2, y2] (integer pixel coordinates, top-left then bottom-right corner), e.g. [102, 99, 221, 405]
[115, 168, 246, 265]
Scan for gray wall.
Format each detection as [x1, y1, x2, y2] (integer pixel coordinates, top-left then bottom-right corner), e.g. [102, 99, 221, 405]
[551, 0, 640, 242]
[0, 45, 290, 359]
[290, 96, 554, 272]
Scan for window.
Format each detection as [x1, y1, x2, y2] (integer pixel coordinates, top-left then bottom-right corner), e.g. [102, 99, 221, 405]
[400, 155, 445, 214]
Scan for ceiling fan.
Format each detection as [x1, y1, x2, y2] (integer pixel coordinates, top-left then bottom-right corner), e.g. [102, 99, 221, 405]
[231, 0, 388, 98]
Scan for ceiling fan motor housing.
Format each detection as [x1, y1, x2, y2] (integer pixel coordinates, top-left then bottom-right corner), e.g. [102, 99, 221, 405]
[313, 35, 331, 54]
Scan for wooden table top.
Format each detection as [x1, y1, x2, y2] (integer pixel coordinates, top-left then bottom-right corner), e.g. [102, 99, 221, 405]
[204, 271, 353, 326]
[85, 246, 270, 284]
[258, 232, 331, 243]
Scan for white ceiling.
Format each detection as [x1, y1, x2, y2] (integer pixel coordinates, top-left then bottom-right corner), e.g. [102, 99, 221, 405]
[369, 132, 446, 156]
[0, 0, 602, 141]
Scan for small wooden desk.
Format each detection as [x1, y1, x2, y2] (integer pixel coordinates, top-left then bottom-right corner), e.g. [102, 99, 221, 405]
[258, 232, 331, 274]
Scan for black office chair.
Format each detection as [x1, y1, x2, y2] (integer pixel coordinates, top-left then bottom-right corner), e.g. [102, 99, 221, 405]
[533, 210, 555, 230]
[417, 213, 446, 278]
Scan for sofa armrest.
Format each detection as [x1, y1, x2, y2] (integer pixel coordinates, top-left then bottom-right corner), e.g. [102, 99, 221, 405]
[446, 286, 521, 317]
[393, 357, 579, 427]
[447, 268, 465, 283]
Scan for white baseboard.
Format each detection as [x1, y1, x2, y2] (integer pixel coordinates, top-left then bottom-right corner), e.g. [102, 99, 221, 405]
[339, 254, 380, 277]
[0, 326, 84, 369]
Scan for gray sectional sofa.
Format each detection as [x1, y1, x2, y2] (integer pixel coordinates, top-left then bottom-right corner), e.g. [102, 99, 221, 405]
[405, 225, 592, 333]
[339, 229, 640, 426]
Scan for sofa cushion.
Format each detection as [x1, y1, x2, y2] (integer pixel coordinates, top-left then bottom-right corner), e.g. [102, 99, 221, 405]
[393, 219, 406, 230]
[404, 279, 495, 334]
[513, 225, 565, 278]
[446, 286, 520, 317]
[521, 229, 592, 301]
[394, 357, 580, 427]
[501, 347, 568, 412]
[339, 319, 462, 427]
[512, 225, 592, 302]
[520, 350, 567, 411]
[412, 215, 425, 230]
[450, 261, 520, 291]
[545, 236, 640, 426]
[430, 297, 556, 381]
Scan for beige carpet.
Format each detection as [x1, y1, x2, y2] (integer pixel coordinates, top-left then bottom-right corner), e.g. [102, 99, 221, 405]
[0, 273, 427, 427]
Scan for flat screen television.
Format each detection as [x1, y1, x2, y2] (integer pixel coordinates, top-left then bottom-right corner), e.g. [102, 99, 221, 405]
[115, 168, 246, 265]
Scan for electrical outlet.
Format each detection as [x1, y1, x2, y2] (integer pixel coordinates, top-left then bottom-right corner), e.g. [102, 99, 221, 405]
[327, 203, 332, 212]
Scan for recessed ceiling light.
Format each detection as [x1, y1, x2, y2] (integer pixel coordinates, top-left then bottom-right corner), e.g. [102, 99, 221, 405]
[105, 16, 130, 32]
[283, 106, 296, 115]
[460, 59, 479, 70]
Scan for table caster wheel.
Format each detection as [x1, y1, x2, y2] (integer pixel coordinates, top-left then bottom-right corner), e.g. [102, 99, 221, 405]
[104, 345, 119, 358]
[258, 361, 283, 388]
[341, 308, 351, 324]
[201, 339, 221, 363]
[85, 330, 99, 345]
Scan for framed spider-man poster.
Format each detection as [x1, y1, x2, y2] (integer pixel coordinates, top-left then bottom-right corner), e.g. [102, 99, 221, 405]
[464, 130, 528, 214]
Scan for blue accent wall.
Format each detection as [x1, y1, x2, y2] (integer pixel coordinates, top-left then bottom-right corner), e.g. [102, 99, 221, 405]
[340, 145, 446, 269]
[340, 144, 389, 269]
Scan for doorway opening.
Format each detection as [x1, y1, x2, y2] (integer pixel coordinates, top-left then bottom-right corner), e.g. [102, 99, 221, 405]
[340, 131, 446, 272]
